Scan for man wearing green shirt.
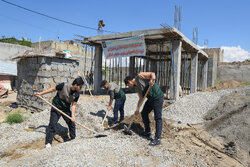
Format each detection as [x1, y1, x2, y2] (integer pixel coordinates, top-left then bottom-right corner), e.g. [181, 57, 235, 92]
[101, 80, 126, 125]
[124, 72, 164, 146]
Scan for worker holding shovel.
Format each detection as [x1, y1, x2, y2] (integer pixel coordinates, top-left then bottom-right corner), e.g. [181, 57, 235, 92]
[34, 77, 84, 148]
[124, 72, 164, 146]
[100, 80, 126, 126]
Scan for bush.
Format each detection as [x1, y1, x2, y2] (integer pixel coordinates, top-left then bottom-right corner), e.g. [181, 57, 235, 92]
[6, 112, 25, 124]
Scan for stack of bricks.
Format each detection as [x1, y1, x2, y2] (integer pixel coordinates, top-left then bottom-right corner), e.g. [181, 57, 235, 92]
[16, 56, 79, 111]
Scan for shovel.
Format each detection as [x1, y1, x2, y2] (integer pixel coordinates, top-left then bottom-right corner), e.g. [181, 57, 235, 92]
[37, 95, 107, 138]
[124, 85, 152, 135]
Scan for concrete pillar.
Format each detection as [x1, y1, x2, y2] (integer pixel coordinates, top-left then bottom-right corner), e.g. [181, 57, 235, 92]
[202, 59, 208, 90]
[190, 53, 198, 93]
[207, 58, 217, 87]
[94, 46, 103, 94]
[170, 40, 182, 100]
[129, 57, 135, 76]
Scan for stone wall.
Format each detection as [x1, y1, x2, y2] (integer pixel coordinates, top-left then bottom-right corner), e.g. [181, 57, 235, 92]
[217, 63, 250, 82]
[16, 56, 79, 111]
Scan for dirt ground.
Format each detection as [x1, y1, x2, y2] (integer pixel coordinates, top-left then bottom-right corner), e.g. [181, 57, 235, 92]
[206, 80, 243, 92]
[105, 113, 245, 166]
[1, 87, 249, 166]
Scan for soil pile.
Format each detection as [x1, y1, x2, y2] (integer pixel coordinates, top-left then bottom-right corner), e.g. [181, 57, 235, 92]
[204, 91, 250, 166]
[206, 80, 243, 92]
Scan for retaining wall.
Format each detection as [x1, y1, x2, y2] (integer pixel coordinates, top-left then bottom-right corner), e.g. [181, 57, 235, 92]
[217, 63, 250, 82]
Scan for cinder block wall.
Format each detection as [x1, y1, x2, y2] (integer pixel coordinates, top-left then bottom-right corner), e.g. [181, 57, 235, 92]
[16, 56, 79, 111]
[217, 63, 250, 82]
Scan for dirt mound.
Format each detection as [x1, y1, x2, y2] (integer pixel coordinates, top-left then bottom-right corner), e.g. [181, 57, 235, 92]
[206, 80, 243, 92]
[119, 113, 175, 138]
[204, 92, 250, 166]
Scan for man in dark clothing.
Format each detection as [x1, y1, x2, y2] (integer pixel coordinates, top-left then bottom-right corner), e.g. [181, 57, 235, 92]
[101, 80, 126, 125]
[34, 77, 84, 148]
[124, 72, 164, 146]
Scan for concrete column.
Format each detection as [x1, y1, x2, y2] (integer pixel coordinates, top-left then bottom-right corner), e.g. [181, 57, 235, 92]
[202, 59, 208, 90]
[129, 57, 135, 76]
[170, 40, 182, 100]
[207, 58, 217, 87]
[190, 53, 198, 93]
[94, 46, 103, 94]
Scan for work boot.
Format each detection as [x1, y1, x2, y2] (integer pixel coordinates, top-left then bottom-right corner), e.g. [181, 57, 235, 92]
[149, 137, 161, 146]
[140, 131, 152, 141]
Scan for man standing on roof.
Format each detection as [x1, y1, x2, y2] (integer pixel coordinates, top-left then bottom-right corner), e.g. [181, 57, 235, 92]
[124, 72, 164, 146]
[101, 80, 126, 126]
[34, 77, 84, 148]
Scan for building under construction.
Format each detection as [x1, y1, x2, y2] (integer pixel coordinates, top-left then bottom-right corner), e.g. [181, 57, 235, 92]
[82, 28, 210, 100]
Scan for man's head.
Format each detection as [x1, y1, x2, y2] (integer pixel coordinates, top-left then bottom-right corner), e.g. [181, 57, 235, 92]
[100, 80, 109, 89]
[72, 77, 84, 91]
[124, 76, 135, 88]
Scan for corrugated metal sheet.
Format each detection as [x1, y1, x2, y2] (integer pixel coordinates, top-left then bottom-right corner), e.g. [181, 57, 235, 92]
[0, 61, 17, 76]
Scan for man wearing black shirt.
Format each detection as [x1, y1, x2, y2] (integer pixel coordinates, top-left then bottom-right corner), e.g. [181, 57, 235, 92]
[35, 77, 84, 148]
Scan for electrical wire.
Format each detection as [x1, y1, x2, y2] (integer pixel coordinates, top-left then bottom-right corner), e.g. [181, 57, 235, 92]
[1, 0, 118, 33]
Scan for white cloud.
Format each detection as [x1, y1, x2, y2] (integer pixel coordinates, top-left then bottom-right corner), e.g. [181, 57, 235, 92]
[221, 46, 250, 62]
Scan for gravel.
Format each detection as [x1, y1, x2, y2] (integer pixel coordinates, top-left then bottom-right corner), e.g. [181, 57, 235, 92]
[163, 86, 250, 127]
[2, 88, 249, 166]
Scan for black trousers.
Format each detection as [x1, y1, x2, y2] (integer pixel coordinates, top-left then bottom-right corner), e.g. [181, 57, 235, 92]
[45, 107, 76, 144]
[141, 96, 164, 139]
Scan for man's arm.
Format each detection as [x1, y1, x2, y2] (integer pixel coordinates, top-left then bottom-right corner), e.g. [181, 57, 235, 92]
[138, 72, 156, 86]
[71, 102, 77, 122]
[107, 91, 114, 111]
[135, 92, 143, 115]
[34, 87, 56, 97]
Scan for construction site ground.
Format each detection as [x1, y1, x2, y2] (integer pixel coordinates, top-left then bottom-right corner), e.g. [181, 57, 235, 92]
[0, 80, 249, 167]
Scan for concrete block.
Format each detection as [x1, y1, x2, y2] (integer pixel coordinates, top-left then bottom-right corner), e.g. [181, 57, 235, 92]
[51, 71, 58, 76]
[54, 77, 61, 83]
[51, 65, 57, 71]
[63, 65, 69, 71]
[57, 64, 64, 71]
[61, 78, 67, 83]
[42, 64, 52, 71]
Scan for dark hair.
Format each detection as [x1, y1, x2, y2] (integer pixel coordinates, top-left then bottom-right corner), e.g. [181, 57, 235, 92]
[100, 80, 107, 87]
[72, 77, 84, 86]
[124, 76, 134, 85]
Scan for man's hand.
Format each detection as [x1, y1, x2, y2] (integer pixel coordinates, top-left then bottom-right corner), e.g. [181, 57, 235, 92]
[134, 110, 139, 115]
[71, 116, 76, 122]
[107, 106, 112, 111]
[149, 79, 155, 87]
[34, 92, 41, 97]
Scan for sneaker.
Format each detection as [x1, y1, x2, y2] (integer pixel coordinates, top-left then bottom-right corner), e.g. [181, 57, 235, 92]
[140, 131, 152, 141]
[149, 138, 161, 146]
[45, 143, 51, 148]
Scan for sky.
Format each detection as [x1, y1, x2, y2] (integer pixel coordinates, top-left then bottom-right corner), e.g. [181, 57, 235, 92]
[0, 0, 249, 62]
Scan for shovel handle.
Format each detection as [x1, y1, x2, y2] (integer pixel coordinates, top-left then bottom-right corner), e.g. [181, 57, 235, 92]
[37, 95, 97, 133]
[102, 109, 109, 125]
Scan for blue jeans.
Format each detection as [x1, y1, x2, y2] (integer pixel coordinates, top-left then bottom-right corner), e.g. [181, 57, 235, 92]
[141, 96, 164, 139]
[113, 97, 126, 122]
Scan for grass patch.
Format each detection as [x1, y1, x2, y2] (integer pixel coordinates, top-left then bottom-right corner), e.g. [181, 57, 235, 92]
[241, 82, 250, 86]
[6, 112, 26, 124]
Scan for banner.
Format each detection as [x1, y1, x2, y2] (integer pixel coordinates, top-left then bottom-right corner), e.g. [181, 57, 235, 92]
[102, 36, 146, 59]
